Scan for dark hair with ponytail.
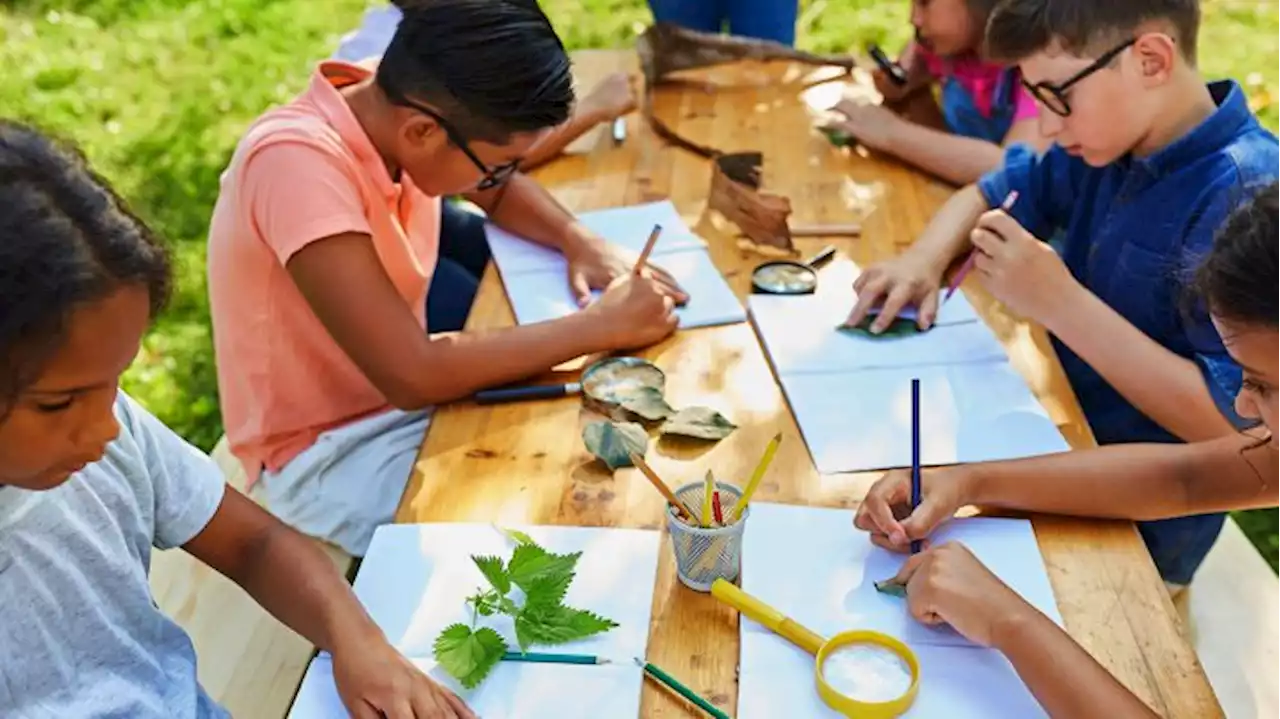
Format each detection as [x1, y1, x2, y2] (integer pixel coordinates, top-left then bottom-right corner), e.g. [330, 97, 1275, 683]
[1194, 182, 1279, 329]
[0, 121, 171, 412]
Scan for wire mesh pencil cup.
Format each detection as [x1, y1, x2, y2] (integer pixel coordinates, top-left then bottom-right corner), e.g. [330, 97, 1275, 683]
[667, 481, 750, 592]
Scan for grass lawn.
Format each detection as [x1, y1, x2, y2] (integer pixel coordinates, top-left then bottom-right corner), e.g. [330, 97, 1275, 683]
[1, 0, 1277, 569]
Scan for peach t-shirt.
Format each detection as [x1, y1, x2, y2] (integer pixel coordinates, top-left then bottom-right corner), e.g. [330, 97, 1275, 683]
[207, 61, 440, 487]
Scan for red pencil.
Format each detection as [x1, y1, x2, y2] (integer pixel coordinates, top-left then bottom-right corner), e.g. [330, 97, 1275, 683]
[712, 491, 724, 525]
[944, 190, 1019, 302]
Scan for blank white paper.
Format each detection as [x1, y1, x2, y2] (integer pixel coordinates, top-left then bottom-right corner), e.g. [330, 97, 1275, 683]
[485, 200, 705, 275]
[749, 293, 1006, 374]
[504, 247, 746, 329]
[288, 523, 661, 719]
[735, 503, 1058, 718]
[778, 362, 1069, 474]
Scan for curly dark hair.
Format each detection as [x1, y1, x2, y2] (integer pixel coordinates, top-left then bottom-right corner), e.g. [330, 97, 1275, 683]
[0, 120, 171, 412]
[1193, 182, 1278, 328]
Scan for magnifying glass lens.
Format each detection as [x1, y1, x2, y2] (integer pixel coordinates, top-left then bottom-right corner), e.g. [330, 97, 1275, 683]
[821, 642, 914, 703]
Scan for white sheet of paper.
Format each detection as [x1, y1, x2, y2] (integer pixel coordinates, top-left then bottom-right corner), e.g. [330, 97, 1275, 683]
[486, 201, 704, 275]
[502, 247, 746, 329]
[777, 362, 1069, 473]
[737, 637, 1047, 719]
[735, 503, 1057, 718]
[740, 504, 1063, 644]
[749, 294, 1005, 374]
[288, 523, 661, 719]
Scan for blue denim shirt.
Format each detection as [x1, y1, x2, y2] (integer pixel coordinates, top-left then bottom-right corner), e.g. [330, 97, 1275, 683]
[978, 80, 1279, 446]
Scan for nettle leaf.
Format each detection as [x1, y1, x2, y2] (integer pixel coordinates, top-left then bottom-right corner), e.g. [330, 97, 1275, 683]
[660, 406, 738, 441]
[496, 526, 537, 547]
[472, 555, 510, 595]
[582, 421, 649, 470]
[433, 624, 508, 689]
[515, 605, 619, 650]
[874, 579, 908, 598]
[507, 544, 580, 592]
[617, 386, 675, 421]
[523, 572, 572, 613]
[837, 317, 921, 339]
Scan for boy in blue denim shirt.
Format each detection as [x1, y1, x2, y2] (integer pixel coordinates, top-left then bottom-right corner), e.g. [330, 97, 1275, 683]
[846, 0, 1278, 589]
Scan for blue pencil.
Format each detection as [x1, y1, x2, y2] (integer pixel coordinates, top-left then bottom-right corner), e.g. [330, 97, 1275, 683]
[910, 377, 922, 554]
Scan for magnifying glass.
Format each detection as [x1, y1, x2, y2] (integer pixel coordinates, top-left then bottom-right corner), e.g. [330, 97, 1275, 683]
[712, 579, 919, 718]
[752, 245, 839, 295]
[474, 356, 664, 411]
[868, 44, 910, 87]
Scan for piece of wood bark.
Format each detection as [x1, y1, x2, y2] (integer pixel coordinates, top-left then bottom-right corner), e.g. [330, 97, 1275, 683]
[708, 152, 796, 254]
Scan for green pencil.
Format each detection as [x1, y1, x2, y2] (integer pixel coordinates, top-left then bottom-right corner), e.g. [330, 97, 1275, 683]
[501, 651, 608, 665]
[634, 658, 732, 719]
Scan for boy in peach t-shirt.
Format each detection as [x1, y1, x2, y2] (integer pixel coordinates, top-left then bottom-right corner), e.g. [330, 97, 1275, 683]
[208, 0, 686, 555]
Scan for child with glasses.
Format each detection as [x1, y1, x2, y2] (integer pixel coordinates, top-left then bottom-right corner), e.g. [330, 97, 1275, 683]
[207, 0, 687, 556]
[852, 184, 1278, 717]
[829, 0, 1049, 186]
[844, 0, 1278, 591]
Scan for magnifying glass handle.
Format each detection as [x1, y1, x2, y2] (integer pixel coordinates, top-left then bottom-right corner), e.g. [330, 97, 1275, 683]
[474, 382, 582, 405]
[712, 579, 826, 655]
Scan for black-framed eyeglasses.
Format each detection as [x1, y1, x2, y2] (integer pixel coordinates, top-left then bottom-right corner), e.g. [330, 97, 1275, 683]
[389, 93, 520, 191]
[1021, 38, 1137, 117]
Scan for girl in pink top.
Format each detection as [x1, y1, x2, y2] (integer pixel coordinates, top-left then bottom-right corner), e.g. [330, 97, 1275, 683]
[830, 0, 1051, 185]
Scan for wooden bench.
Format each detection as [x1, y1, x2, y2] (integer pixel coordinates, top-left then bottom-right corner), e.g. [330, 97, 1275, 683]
[149, 437, 354, 719]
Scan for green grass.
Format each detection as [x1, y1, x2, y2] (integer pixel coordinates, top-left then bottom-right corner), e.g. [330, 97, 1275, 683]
[1, 0, 1276, 569]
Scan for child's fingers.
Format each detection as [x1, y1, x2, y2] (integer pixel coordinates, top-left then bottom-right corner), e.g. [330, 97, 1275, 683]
[569, 271, 593, 308]
[870, 284, 915, 333]
[889, 549, 929, 585]
[969, 227, 1005, 258]
[857, 485, 907, 542]
[845, 275, 888, 327]
[899, 497, 951, 542]
[976, 209, 1025, 241]
[870, 532, 913, 553]
[917, 289, 940, 330]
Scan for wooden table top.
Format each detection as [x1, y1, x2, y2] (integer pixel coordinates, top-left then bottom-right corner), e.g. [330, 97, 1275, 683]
[396, 50, 1220, 718]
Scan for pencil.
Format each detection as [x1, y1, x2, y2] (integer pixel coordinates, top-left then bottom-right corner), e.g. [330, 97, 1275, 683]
[631, 453, 699, 520]
[729, 432, 782, 522]
[944, 190, 1019, 301]
[910, 377, 922, 555]
[502, 651, 609, 665]
[701, 470, 715, 527]
[635, 658, 731, 719]
[634, 224, 662, 275]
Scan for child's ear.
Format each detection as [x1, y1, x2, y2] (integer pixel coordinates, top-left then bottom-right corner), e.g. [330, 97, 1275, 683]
[1133, 32, 1178, 87]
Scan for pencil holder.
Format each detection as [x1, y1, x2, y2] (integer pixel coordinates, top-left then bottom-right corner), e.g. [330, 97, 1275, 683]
[667, 482, 750, 592]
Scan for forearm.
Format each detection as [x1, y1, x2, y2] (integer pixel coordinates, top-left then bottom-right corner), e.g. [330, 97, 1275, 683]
[519, 108, 608, 170]
[228, 518, 383, 654]
[466, 174, 594, 257]
[907, 184, 988, 275]
[966, 433, 1274, 520]
[396, 312, 604, 407]
[994, 608, 1157, 719]
[1045, 285, 1235, 441]
[883, 122, 1005, 186]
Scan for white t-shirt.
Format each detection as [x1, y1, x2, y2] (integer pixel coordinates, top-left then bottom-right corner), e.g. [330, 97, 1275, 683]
[0, 393, 229, 718]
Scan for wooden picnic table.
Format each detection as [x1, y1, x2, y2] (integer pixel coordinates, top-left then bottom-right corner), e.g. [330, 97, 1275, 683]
[395, 50, 1221, 718]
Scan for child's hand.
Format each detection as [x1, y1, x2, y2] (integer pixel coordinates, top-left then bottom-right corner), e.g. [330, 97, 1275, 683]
[853, 467, 973, 551]
[564, 238, 687, 308]
[844, 253, 943, 332]
[889, 542, 1035, 648]
[332, 636, 475, 718]
[828, 100, 904, 151]
[579, 72, 638, 122]
[586, 273, 679, 350]
[970, 209, 1081, 322]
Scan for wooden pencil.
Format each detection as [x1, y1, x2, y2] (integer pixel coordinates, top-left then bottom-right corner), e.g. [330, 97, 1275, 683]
[634, 224, 663, 274]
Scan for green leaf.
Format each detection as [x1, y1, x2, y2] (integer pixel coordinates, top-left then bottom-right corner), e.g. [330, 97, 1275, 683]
[507, 544, 581, 593]
[836, 317, 921, 339]
[472, 555, 510, 595]
[617, 386, 675, 421]
[523, 572, 572, 612]
[582, 420, 649, 470]
[433, 624, 508, 689]
[496, 525, 538, 547]
[874, 579, 908, 598]
[660, 406, 738, 441]
[515, 605, 619, 650]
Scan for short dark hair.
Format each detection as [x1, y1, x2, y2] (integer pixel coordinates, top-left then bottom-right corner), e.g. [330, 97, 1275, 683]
[376, 0, 574, 145]
[0, 121, 171, 410]
[986, 0, 1200, 64]
[1193, 182, 1279, 328]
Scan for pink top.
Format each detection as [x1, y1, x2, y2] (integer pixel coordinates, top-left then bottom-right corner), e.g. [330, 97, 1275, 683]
[207, 61, 441, 487]
[918, 45, 1039, 121]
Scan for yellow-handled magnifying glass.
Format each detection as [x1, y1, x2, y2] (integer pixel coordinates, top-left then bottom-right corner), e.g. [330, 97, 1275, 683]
[712, 579, 919, 718]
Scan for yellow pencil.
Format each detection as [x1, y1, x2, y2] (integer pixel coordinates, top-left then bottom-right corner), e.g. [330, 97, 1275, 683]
[730, 433, 782, 521]
[701, 470, 715, 527]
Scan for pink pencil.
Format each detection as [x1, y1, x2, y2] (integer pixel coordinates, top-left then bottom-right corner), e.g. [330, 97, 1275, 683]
[944, 190, 1019, 302]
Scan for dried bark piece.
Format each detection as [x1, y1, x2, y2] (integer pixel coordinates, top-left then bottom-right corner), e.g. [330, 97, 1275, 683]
[708, 152, 796, 254]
